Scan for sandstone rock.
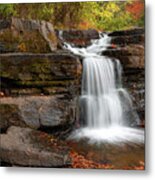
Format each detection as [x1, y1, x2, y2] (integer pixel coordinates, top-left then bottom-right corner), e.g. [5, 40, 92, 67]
[0, 51, 82, 133]
[103, 45, 144, 68]
[56, 29, 99, 47]
[103, 45, 145, 122]
[103, 29, 145, 124]
[0, 18, 58, 53]
[0, 52, 82, 96]
[0, 126, 71, 167]
[0, 95, 77, 130]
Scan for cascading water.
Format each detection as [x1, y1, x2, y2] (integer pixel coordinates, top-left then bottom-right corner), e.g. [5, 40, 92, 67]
[63, 33, 144, 144]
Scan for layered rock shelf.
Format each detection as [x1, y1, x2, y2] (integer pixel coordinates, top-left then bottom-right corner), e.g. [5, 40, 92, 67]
[106, 28, 145, 123]
[0, 52, 82, 96]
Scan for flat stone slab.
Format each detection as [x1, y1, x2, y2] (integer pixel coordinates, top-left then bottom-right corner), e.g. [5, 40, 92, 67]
[0, 126, 71, 167]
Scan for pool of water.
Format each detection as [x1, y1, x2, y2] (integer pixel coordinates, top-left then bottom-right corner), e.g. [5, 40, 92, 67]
[67, 135, 144, 169]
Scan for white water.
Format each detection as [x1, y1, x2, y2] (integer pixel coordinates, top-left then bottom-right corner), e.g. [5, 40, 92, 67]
[63, 33, 144, 144]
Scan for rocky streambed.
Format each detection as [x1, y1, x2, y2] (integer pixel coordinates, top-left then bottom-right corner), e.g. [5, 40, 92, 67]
[0, 18, 145, 168]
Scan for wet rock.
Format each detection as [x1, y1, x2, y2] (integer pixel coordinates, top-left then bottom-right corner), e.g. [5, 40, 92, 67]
[103, 47, 145, 122]
[0, 17, 58, 53]
[56, 29, 99, 47]
[111, 34, 144, 46]
[104, 28, 145, 123]
[109, 28, 144, 46]
[123, 68, 145, 122]
[103, 45, 144, 68]
[108, 28, 144, 37]
[0, 95, 77, 130]
[0, 126, 71, 167]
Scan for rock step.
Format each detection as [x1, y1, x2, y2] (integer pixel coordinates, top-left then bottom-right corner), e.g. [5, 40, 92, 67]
[0, 95, 77, 132]
[0, 52, 82, 96]
[0, 126, 71, 167]
[111, 34, 144, 45]
[108, 28, 144, 36]
[56, 29, 99, 47]
[102, 45, 144, 68]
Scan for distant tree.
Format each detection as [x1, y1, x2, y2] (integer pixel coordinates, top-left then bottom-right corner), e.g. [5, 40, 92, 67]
[126, 0, 144, 27]
[0, 1, 144, 31]
[0, 4, 16, 18]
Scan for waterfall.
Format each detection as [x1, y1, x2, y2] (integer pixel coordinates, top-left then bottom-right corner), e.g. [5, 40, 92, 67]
[81, 56, 123, 128]
[63, 33, 144, 144]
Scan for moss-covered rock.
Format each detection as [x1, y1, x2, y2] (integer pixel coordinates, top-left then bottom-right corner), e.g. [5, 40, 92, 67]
[0, 18, 58, 53]
[0, 52, 82, 96]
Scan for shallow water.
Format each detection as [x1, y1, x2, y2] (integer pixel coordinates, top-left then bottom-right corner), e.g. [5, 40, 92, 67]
[67, 134, 144, 169]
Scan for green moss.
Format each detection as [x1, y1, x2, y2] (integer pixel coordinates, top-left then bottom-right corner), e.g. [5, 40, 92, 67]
[0, 104, 17, 112]
[30, 59, 51, 73]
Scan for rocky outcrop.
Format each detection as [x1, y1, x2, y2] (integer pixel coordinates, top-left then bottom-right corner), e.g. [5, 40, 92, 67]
[0, 18, 58, 53]
[0, 126, 71, 167]
[123, 68, 144, 124]
[0, 51, 82, 134]
[0, 96, 76, 131]
[109, 28, 144, 46]
[103, 45, 144, 68]
[104, 28, 145, 123]
[0, 104, 27, 133]
[56, 29, 99, 47]
[0, 52, 82, 96]
[108, 28, 144, 36]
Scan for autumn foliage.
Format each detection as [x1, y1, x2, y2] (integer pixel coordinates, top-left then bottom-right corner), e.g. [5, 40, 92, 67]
[69, 150, 114, 169]
[0, 1, 144, 31]
[126, 1, 144, 20]
[69, 150, 144, 170]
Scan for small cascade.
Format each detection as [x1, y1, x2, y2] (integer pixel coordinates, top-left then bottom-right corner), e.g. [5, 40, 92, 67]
[63, 32, 144, 143]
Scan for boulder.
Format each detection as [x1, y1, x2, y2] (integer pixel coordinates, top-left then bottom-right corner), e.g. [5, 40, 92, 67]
[0, 104, 27, 132]
[0, 126, 71, 167]
[0, 95, 77, 130]
[0, 18, 58, 53]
